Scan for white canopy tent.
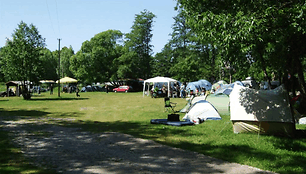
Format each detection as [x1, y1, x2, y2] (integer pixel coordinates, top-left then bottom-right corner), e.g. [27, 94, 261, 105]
[143, 76, 178, 97]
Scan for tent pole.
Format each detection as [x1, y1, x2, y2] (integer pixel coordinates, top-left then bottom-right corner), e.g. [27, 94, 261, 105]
[257, 122, 261, 141]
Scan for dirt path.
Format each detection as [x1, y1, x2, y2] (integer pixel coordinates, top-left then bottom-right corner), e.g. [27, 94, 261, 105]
[0, 117, 277, 174]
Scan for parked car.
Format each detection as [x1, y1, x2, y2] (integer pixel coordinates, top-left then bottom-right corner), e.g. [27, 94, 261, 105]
[113, 86, 133, 93]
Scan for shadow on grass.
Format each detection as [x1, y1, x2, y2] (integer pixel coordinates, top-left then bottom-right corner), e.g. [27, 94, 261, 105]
[0, 119, 252, 174]
[0, 131, 56, 174]
[30, 97, 89, 101]
[0, 109, 51, 117]
[59, 120, 306, 174]
[1, 113, 306, 173]
[0, 108, 84, 120]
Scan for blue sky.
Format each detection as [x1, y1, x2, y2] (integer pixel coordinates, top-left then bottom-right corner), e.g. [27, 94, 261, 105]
[0, 0, 178, 54]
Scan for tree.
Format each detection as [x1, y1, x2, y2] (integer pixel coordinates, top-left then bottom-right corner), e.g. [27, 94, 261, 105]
[70, 30, 123, 84]
[60, 46, 74, 78]
[165, 9, 219, 82]
[178, 1, 306, 92]
[117, 10, 156, 79]
[0, 21, 45, 99]
[151, 43, 174, 77]
[39, 48, 58, 81]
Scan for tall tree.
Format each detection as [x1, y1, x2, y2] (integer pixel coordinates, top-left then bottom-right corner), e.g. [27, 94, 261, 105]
[0, 21, 45, 99]
[117, 10, 156, 79]
[70, 30, 123, 84]
[60, 46, 74, 78]
[168, 9, 218, 82]
[39, 48, 58, 81]
[178, 0, 306, 92]
[152, 43, 174, 77]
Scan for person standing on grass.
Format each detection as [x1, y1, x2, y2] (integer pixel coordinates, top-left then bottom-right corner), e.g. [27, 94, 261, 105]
[76, 86, 80, 97]
[50, 84, 53, 95]
[106, 85, 108, 93]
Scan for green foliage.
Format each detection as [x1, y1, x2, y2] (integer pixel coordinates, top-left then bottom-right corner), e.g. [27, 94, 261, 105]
[151, 43, 174, 77]
[154, 9, 220, 83]
[60, 46, 74, 78]
[0, 21, 45, 83]
[39, 48, 58, 80]
[178, 0, 306, 88]
[70, 30, 123, 84]
[117, 10, 156, 79]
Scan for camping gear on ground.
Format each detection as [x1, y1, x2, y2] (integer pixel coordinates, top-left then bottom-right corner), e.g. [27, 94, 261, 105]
[164, 97, 177, 112]
[230, 85, 295, 135]
[183, 100, 222, 124]
[150, 119, 194, 126]
[168, 114, 180, 121]
[151, 96, 194, 126]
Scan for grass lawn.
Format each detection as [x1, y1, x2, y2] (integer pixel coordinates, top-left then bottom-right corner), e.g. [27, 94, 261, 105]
[1, 90, 306, 174]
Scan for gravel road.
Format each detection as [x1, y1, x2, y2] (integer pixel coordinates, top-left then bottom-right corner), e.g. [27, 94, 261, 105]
[0, 117, 277, 174]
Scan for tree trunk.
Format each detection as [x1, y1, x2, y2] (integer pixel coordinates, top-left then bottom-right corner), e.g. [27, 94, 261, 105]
[22, 83, 31, 100]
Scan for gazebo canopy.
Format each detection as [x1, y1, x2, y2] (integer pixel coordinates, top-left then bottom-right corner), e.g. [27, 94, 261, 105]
[143, 76, 177, 83]
[56, 77, 78, 84]
[143, 76, 178, 97]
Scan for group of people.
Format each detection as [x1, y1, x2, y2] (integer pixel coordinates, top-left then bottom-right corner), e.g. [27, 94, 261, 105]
[150, 82, 208, 99]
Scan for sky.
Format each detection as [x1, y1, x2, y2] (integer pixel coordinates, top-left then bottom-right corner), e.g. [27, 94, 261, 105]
[0, 0, 178, 54]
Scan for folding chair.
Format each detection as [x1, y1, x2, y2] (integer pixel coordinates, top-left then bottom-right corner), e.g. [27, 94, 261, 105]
[164, 97, 177, 112]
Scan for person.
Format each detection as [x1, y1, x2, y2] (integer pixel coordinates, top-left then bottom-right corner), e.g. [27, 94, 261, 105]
[162, 85, 167, 95]
[50, 84, 53, 95]
[38, 86, 41, 95]
[76, 86, 80, 97]
[105, 85, 108, 93]
[180, 83, 186, 98]
[176, 82, 180, 98]
[201, 87, 206, 96]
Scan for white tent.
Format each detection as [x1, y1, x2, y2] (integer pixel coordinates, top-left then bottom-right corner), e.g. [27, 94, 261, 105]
[143, 76, 177, 97]
[183, 100, 221, 124]
[230, 85, 295, 135]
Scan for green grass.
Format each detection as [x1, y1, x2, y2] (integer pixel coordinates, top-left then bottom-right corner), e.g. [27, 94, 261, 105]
[1, 91, 306, 174]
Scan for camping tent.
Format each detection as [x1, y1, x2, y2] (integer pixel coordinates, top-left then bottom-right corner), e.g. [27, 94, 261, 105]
[214, 81, 244, 96]
[143, 76, 177, 97]
[230, 85, 295, 135]
[183, 100, 221, 124]
[211, 80, 228, 92]
[206, 94, 230, 116]
[186, 79, 212, 93]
